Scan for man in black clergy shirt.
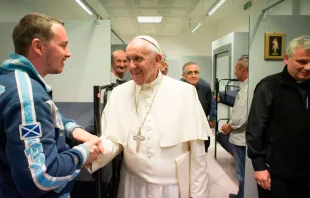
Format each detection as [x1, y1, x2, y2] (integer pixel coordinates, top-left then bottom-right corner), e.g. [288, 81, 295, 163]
[246, 35, 310, 198]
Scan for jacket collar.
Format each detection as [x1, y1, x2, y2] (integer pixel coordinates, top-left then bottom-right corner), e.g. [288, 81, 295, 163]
[1, 53, 52, 92]
[281, 65, 310, 88]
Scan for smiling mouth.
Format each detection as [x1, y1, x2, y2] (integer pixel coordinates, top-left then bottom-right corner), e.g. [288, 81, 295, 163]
[132, 71, 141, 75]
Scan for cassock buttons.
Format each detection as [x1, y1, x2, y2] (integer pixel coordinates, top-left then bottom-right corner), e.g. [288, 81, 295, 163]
[148, 153, 152, 157]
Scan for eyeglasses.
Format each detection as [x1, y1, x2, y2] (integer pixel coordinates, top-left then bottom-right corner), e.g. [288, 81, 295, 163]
[185, 71, 200, 75]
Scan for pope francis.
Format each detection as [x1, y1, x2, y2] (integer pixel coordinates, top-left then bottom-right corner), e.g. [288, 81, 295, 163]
[88, 35, 211, 198]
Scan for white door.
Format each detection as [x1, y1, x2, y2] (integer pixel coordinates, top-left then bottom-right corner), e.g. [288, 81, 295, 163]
[215, 52, 231, 131]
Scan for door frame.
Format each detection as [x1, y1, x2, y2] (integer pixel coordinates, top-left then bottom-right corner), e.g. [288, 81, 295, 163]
[212, 44, 232, 91]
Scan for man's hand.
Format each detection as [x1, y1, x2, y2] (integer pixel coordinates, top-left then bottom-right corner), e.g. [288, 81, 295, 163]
[84, 145, 99, 166]
[83, 138, 101, 165]
[72, 128, 104, 154]
[208, 121, 215, 128]
[72, 128, 95, 142]
[87, 135, 104, 154]
[221, 124, 232, 135]
[255, 170, 271, 191]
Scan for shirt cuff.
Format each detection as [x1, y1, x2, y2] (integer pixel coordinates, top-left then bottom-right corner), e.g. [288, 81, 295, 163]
[65, 122, 82, 139]
[72, 143, 90, 166]
[209, 116, 215, 122]
[251, 157, 267, 171]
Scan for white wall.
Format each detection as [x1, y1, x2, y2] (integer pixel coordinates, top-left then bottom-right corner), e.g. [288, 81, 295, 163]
[300, 0, 310, 15]
[214, 0, 262, 39]
[0, 20, 111, 102]
[211, 32, 249, 87]
[267, 0, 310, 15]
[45, 20, 111, 102]
[0, 22, 16, 63]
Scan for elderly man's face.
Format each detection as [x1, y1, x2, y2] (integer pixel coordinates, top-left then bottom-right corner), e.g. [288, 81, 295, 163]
[284, 48, 310, 82]
[112, 50, 128, 75]
[234, 61, 244, 81]
[159, 61, 168, 75]
[126, 39, 160, 85]
[183, 64, 200, 86]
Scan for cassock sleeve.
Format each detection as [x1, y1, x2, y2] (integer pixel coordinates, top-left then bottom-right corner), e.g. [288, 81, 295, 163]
[86, 98, 123, 173]
[87, 137, 122, 173]
[190, 140, 209, 198]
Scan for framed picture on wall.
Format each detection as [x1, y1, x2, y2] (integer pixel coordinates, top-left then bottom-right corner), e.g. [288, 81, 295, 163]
[264, 32, 285, 60]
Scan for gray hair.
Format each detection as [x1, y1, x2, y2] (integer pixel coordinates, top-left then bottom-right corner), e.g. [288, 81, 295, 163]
[182, 62, 199, 73]
[286, 35, 310, 57]
[161, 51, 166, 62]
[238, 55, 249, 70]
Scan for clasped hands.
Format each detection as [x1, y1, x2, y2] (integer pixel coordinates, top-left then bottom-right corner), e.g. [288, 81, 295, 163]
[221, 124, 232, 135]
[83, 136, 104, 166]
[72, 128, 104, 166]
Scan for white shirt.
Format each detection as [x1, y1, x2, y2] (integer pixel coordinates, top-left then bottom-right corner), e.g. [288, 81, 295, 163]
[229, 78, 248, 146]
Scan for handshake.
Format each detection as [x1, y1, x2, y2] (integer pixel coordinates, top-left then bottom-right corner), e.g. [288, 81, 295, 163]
[83, 136, 104, 166]
[72, 128, 105, 166]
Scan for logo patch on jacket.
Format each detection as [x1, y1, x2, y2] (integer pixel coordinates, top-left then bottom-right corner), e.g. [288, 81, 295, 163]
[0, 85, 5, 96]
[19, 122, 42, 140]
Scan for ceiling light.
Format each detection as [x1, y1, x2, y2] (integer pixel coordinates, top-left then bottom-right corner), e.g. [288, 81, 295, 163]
[137, 16, 162, 23]
[75, 0, 93, 15]
[208, 0, 226, 16]
[191, 22, 202, 33]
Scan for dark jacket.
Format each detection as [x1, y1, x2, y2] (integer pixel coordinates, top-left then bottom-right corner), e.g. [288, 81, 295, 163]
[181, 78, 216, 121]
[246, 66, 310, 180]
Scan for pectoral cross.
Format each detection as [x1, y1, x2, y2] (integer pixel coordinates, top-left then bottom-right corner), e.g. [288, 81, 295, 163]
[133, 130, 145, 153]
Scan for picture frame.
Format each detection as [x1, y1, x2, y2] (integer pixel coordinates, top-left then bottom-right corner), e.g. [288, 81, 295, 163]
[264, 32, 285, 60]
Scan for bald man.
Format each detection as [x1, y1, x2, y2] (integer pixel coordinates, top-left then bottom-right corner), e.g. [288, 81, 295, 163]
[111, 50, 129, 83]
[88, 35, 210, 198]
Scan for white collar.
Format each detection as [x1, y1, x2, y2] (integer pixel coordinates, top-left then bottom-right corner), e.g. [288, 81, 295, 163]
[240, 78, 248, 89]
[135, 70, 163, 100]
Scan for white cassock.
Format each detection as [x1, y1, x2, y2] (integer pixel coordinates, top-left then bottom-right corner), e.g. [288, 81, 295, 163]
[88, 71, 211, 198]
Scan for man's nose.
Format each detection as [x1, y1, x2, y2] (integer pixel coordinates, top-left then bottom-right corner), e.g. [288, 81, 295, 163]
[129, 60, 137, 69]
[120, 62, 126, 67]
[66, 48, 71, 58]
[305, 62, 310, 71]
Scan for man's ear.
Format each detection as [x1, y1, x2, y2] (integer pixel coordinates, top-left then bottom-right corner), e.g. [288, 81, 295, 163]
[155, 53, 162, 65]
[283, 54, 289, 65]
[31, 38, 44, 56]
[241, 65, 246, 72]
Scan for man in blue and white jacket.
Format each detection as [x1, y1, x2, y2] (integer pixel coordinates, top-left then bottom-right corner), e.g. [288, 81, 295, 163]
[0, 13, 102, 198]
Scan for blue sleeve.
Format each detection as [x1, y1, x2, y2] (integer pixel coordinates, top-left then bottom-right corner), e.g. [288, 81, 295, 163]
[209, 93, 217, 121]
[60, 114, 82, 139]
[3, 98, 89, 198]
